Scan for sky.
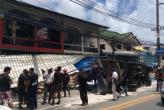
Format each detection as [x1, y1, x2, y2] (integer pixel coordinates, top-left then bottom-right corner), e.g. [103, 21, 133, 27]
[19, 0, 164, 43]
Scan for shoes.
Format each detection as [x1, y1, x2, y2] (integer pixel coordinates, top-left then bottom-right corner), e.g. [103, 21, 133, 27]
[41, 102, 46, 105]
[81, 103, 85, 106]
[112, 99, 118, 101]
[51, 100, 55, 106]
[18, 106, 24, 109]
[56, 100, 60, 104]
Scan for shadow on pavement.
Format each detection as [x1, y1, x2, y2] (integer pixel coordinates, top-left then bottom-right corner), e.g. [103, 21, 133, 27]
[156, 102, 164, 107]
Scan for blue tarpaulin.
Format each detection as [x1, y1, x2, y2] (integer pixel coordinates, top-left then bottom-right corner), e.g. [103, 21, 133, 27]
[74, 56, 97, 71]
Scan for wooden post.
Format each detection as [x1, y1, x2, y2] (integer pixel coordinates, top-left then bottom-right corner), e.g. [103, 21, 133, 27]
[0, 17, 3, 45]
[60, 31, 64, 51]
[81, 35, 84, 53]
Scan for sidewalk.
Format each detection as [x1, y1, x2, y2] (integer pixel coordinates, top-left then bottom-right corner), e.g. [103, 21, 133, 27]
[13, 80, 157, 110]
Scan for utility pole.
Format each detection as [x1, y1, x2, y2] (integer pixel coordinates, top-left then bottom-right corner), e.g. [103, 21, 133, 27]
[156, 0, 160, 67]
[156, 0, 164, 67]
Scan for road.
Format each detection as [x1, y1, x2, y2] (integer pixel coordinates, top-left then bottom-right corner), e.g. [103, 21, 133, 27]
[125, 95, 163, 110]
[13, 81, 164, 110]
[101, 93, 163, 110]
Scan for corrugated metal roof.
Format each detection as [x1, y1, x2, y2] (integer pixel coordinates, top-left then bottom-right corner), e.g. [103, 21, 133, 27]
[0, 54, 84, 88]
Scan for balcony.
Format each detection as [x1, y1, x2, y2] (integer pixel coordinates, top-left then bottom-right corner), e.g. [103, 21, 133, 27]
[1, 36, 63, 53]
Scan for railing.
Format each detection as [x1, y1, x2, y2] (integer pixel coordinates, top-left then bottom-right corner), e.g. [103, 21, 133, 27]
[3, 37, 34, 46]
[64, 44, 82, 51]
[2, 37, 98, 53]
[84, 46, 98, 52]
[38, 40, 61, 49]
[64, 43, 98, 53]
[2, 36, 62, 49]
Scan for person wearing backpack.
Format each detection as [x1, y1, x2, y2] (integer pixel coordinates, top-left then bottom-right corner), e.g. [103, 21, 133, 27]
[0, 67, 13, 109]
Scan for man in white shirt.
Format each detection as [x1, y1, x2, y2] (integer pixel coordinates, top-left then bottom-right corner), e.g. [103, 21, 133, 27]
[112, 71, 119, 101]
[41, 68, 54, 104]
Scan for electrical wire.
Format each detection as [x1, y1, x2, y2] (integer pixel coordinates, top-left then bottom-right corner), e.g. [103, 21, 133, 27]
[32, 0, 158, 28]
[147, 0, 164, 10]
[70, 0, 159, 28]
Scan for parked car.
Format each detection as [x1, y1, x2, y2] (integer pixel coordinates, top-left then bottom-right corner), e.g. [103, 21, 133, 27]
[161, 85, 164, 105]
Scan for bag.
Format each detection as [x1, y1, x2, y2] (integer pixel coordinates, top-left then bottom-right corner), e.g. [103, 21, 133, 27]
[113, 78, 119, 85]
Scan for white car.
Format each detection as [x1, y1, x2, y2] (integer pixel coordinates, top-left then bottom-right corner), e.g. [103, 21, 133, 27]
[161, 85, 164, 104]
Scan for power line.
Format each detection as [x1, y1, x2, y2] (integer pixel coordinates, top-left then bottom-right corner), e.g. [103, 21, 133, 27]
[147, 0, 164, 10]
[70, 0, 158, 28]
[83, 0, 156, 25]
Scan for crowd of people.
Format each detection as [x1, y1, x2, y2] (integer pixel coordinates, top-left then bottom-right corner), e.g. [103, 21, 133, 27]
[0, 66, 71, 110]
[1, 64, 160, 109]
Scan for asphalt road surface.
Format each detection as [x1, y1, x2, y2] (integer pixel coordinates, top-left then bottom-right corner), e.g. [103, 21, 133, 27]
[101, 93, 163, 110]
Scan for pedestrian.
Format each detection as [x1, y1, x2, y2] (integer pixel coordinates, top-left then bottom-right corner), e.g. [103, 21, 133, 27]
[156, 67, 160, 92]
[41, 68, 54, 105]
[62, 69, 71, 97]
[78, 69, 89, 106]
[28, 68, 38, 110]
[92, 63, 98, 89]
[0, 67, 13, 109]
[51, 66, 63, 105]
[157, 66, 164, 92]
[120, 70, 129, 96]
[23, 69, 31, 109]
[112, 69, 119, 101]
[17, 69, 30, 109]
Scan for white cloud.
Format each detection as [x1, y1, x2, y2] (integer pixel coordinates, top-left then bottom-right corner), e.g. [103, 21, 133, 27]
[20, 0, 164, 43]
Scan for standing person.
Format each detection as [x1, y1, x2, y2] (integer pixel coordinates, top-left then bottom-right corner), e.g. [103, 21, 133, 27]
[62, 69, 71, 97]
[78, 70, 88, 106]
[156, 67, 160, 92]
[92, 64, 98, 89]
[28, 68, 38, 110]
[41, 68, 54, 105]
[121, 70, 129, 96]
[157, 66, 164, 92]
[112, 69, 119, 101]
[17, 69, 30, 109]
[0, 67, 13, 109]
[51, 66, 63, 105]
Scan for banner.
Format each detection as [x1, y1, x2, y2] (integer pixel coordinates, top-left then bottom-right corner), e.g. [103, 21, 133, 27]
[36, 28, 48, 40]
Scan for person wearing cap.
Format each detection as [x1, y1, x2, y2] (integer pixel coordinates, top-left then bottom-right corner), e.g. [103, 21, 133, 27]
[62, 69, 71, 97]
